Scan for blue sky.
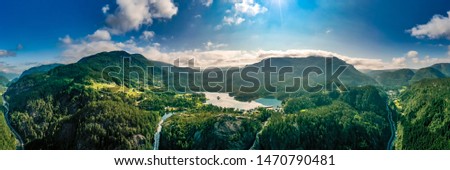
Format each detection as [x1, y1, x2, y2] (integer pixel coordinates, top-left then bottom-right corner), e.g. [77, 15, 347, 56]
[1, 0, 450, 73]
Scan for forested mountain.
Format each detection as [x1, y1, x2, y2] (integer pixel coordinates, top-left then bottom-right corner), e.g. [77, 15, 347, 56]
[431, 63, 450, 76]
[395, 78, 450, 149]
[19, 64, 63, 78]
[365, 64, 450, 88]
[159, 86, 391, 150]
[0, 72, 19, 81]
[0, 81, 16, 150]
[160, 112, 262, 150]
[0, 76, 9, 86]
[3, 51, 169, 149]
[225, 57, 378, 101]
[368, 69, 415, 87]
[250, 57, 378, 86]
[253, 86, 390, 150]
[410, 67, 446, 82]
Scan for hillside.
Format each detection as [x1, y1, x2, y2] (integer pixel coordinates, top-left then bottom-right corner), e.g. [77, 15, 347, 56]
[255, 86, 390, 150]
[365, 64, 450, 88]
[250, 57, 377, 86]
[395, 78, 450, 149]
[0, 72, 19, 81]
[159, 86, 392, 150]
[4, 51, 169, 149]
[227, 57, 378, 101]
[19, 64, 63, 78]
[410, 67, 446, 82]
[0, 76, 9, 86]
[0, 83, 16, 150]
[369, 69, 415, 87]
[431, 63, 450, 76]
[160, 113, 262, 150]
[3, 50, 448, 150]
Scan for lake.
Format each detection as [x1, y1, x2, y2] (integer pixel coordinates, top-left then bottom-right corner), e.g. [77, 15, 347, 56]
[203, 92, 282, 110]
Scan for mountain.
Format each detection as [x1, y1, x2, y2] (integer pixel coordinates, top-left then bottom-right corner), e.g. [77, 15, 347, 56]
[224, 56, 378, 101]
[160, 113, 262, 150]
[395, 78, 450, 149]
[431, 63, 450, 77]
[3, 50, 448, 150]
[19, 64, 63, 78]
[410, 67, 446, 82]
[0, 83, 16, 150]
[364, 63, 450, 88]
[255, 86, 390, 150]
[4, 51, 168, 149]
[368, 69, 415, 87]
[0, 75, 9, 87]
[0, 72, 19, 81]
[250, 57, 378, 86]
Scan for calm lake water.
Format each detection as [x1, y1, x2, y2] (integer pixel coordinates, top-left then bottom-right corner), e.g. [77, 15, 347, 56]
[203, 92, 282, 110]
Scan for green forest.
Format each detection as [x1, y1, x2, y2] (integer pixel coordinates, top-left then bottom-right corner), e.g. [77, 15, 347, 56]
[395, 78, 450, 149]
[0, 82, 16, 150]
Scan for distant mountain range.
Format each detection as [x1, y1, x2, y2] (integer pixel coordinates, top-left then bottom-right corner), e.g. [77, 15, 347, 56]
[0, 72, 19, 81]
[8, 51, 450, 91]
[249, 56, 378, 86]
[366, 63, 450, 88]
[0, 75, 9, 87]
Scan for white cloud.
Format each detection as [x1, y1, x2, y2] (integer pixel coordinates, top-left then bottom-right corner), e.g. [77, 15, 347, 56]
[0, 49, 17, 57]
[0, 62, 20, 73]
[204, 41, 228, 50]
[0, 44, 23, 58]
[408, 11, 450, 39]
[60, 29, 450, 70]
[61, 39, 399, 70]
[223, 16, 245, 25]
[201, 0, 213, 7]
[397, 50, 450, 67]
[214, 25, 223, 31]
[59, 35, 73, 45]
[140, 31, 155, 40]
[61, 41, 121, 63]
[234, 0, 268, 16]
[150, 0, 178, 18]
[219, 0, 267, 27]
[0, 50, 10, 57]
[413, 55, 450, 66]
[325, 29, 333, 34]
[88, 30, 112, 41]
[392, 57, 407, 67]
[406, 50, 419, 58]
[102, 4, 110, 14]
[106, 0, 178, 34]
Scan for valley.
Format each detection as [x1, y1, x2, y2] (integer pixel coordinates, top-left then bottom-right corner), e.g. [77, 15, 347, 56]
[0, 51, 449, 150]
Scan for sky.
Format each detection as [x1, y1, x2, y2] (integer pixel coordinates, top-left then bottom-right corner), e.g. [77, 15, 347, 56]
[1, 0, 450, 73]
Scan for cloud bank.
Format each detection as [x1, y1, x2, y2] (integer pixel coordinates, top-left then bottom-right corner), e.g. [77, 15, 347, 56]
[60, 35, 405, 70]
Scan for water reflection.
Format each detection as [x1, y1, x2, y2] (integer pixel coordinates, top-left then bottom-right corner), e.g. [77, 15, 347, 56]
[203, 92, 282, 110]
